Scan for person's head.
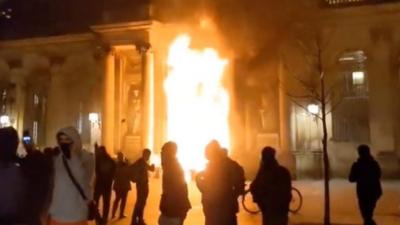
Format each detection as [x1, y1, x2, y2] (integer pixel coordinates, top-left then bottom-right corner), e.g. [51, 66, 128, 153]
[117, 152, 124, 162]
[142, 148, 151, 162]
[205, 140, 222, 161]
[0, 127, 19, 162]
[98, 146, 107, 155]
[161, 141, 178, 166]
[261, 146, 277, 166]
[357, 144, 371, 159]
[220, 147, 229, 158]
[56, 127, 82, 158]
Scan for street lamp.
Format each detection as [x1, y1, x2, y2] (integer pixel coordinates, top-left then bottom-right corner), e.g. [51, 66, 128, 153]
[0, 115, 10, 127]
[88, 113, 99, 124]
[307, 104, 320, 115]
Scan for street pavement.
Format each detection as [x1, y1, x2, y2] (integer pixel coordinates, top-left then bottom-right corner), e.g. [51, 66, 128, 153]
[97, 179, 400, 225]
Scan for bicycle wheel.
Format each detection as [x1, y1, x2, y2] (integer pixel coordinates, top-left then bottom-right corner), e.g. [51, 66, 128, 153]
[241, 190, 261, 214]
[289, 187, 303, 213]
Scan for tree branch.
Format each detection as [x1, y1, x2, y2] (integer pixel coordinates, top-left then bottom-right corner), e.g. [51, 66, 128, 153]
[289, 98, 322, 120]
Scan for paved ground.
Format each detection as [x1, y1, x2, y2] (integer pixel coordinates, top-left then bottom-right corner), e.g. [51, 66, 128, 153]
[95, 179, 400, 225]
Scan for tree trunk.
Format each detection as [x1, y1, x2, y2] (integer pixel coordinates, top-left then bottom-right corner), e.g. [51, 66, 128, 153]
[321, 72, 330, 225]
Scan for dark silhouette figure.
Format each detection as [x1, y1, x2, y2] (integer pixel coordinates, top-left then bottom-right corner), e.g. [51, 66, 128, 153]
[220, 148, 245, 225]
[20, 145, 53, 225]
[94, 146, 116, 224]
[196, 140, 242, 225]
[131, 149, 155, 225]
[112, 152, 131, 219]
[349, 145, 382, 225]
[159, 142, 191, 225]
[250, 147, 292, 225]
[0, 127, 29, 225]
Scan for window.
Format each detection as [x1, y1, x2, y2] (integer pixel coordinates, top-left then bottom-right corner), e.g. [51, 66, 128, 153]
[33, 121, 38, 144]
[323, 0, 400, 7]
[352, 71, 365, 85]
[339, 51, 368, 97]
[333, 50, 370, 142]
[34, 94, 40, 106]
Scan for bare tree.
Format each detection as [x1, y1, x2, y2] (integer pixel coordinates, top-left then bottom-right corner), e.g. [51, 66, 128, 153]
[281, 27, 344, 225]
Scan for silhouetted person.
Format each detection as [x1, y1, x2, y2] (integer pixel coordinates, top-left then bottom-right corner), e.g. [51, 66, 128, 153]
[220, 148, 245, 225]
[131, 149, 155, 225]
[20, 141, 53, 225]
[0, 127, 29, 225]
[48, 127, 95, 225]
[250, 147, 292, 225]
[112, 152, 131, 219]
[196, 140, 239, 225]
[349, 145, 382, 225]
[94, 146, 116, 224]
[159, 142, 191, 225]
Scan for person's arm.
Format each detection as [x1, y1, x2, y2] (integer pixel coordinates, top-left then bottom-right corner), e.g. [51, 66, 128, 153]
[83, 152, 96, 200]
[195, 171, 205, 193]
[348, 163, 358, 183]
[375, 161, 382, 179]
[146, 162, 155, 172]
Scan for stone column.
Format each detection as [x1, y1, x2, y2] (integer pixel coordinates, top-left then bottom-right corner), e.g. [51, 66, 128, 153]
[102, 48, 116, 154]
[10, 70, 26, 136]
[138, 44, 155, 151]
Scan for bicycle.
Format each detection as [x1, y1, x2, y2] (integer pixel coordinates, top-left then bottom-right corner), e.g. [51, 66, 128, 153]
[241, 187, 303, 214]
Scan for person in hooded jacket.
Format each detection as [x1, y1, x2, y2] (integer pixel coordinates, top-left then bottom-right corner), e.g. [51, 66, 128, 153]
[48, 126, 95, 225]
[158, 142, 191, 225]
[196, 140, 238, 225]
[349, 145, 382, 225]
[250, 147, 292, 225]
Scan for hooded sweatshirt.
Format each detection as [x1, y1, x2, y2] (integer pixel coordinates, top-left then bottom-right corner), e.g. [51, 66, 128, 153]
[49, 127, 95, 223]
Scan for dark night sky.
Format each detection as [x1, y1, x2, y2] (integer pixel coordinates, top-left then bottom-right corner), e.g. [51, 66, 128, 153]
[1, 0, 399, 40]
[0, 0, 149, 40]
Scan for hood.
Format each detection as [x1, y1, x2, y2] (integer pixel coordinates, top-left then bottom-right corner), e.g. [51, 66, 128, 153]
[57, 126, 83, 156]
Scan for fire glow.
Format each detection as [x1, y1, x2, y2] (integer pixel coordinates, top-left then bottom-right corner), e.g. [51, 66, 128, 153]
[164, 34, 230, 174]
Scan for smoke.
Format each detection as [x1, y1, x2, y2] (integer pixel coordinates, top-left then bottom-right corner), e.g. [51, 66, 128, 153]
[153, 0, 309, 57]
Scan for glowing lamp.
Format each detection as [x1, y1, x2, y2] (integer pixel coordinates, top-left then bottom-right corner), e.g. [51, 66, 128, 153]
[307, 104, 320, 115]
[88, 113, 99, 124]
[352, 71, 365, 85]
[0, 115, 10, 126]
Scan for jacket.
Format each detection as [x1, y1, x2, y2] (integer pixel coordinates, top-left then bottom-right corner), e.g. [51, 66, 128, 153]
[49, 127, 95, 223]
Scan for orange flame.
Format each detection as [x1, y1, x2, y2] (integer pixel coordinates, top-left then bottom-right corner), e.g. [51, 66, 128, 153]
[165, 34, 230, 175]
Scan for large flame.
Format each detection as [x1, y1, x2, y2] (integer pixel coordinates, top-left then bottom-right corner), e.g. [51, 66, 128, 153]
[164, 34, 230, 173]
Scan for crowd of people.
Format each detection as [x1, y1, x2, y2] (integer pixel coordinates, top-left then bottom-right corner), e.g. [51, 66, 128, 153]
[0, 125, 384, 225]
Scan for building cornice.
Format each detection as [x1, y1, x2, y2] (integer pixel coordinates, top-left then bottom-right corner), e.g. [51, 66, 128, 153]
[0, 33, 94, 48]
[91, 20, 161, 34]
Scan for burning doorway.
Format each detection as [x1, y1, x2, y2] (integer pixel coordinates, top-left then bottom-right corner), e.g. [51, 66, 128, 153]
[164, 33, 232, 174]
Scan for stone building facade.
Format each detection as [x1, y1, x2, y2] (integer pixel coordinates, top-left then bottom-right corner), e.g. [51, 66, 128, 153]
[0, 1, 399, 178]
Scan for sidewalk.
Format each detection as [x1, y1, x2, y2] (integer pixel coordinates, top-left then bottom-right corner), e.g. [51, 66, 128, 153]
[99, 179, 399, 225]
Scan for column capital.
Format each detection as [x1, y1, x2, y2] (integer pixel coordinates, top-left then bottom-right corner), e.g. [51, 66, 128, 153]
[135, 41, 152, 55]
[93, 44, 116, 61]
